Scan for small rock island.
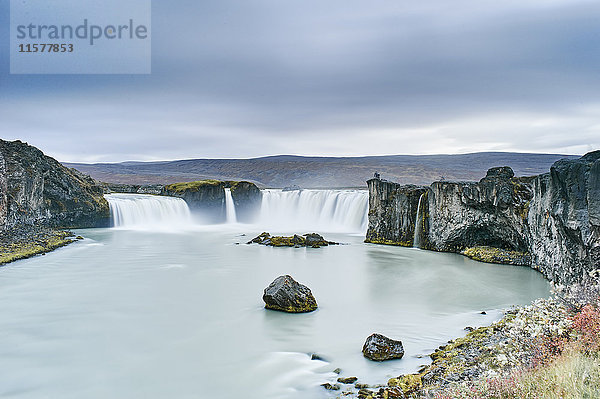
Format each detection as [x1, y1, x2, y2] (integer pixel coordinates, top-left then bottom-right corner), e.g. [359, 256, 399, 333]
[248, 232, 338, 248]
[263, 275, 318, 313]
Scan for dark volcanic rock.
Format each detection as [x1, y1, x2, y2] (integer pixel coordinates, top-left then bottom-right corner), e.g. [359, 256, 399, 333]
[528, 151, 600, 284]
[485, 166, 515, 179]
[366, 152, 600, 285]
[247, 232, 338, 248]
[162, 180, 226, 223]
[321, 383, 341, 391]
[103, 183, 164, 195]
[365, 179, 427, 247]
[337, 376, 358, 384]
[263, 275, 318, 313]
[228, 181, 262, 223]
[0, 140, 110, 229]
[362, 333, 405, 361]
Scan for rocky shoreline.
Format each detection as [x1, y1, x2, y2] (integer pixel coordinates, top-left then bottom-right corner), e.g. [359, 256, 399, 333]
[324, 285, 583, 399]
[0, 226, 80, 266]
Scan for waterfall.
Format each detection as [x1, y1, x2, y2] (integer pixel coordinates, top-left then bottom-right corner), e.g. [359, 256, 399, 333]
[105, 190, 368, 233]
[225, 189, 237, 224]
[106, 194, 193, 229]
[413, 193, 425, 248]
[258, 189, 368, 233]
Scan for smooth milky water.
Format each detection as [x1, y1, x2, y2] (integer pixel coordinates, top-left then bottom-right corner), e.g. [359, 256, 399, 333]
[259, 189, 369, 233]
[0, 193, 550, 399]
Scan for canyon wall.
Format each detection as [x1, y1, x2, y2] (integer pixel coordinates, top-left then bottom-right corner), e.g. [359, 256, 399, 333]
[527, 151, 600, 283]
[0, 140, 110, 229]
[366, 152, 600, 284]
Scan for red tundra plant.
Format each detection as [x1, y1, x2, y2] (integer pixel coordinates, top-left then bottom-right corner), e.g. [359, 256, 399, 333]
[569, 303, 600, 353]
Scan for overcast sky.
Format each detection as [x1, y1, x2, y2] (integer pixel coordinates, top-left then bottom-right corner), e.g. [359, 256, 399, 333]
[1, 0, 599, 162]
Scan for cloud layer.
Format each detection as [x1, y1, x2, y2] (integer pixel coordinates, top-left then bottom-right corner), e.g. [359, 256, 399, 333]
[1, 0, 599, 161]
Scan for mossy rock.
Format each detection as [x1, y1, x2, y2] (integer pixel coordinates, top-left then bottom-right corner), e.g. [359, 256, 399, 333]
[163, 180, 223, 193]
[462, 246, 531, 266]
[388, 374, 422, 395]
[248, 232, 337, 248]
[0, 230, 74, 265]
[263, 275, 318, 313]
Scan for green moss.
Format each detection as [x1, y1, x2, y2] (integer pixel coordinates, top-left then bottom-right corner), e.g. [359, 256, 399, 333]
[462, 246, 531, 266]
[0, 230, 74, 265]
[164, 180, 223, 193]
[388, 374, 422, 395]
[364, 238, 413, 247]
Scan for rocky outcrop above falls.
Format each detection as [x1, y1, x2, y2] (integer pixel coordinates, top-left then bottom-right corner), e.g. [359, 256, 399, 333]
[161, 180, 262, 223]
[366, 153, 600, 285]
[162, 180, 226, 223]
[0, 140, 110, 230]
[365, 179, 427, 247]
[102, 183, 163, 195]
[227, 181, 262, 223]
[104, 179, 263, 224]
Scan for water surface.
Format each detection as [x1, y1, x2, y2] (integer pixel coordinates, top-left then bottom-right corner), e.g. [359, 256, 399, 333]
[0, 225, 550, 399]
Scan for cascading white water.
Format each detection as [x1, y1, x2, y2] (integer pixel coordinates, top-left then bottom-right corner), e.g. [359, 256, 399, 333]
[258, 189, 368, 233]
[225, 189, 237, 223]
[105, 190, 367, 233]
[106, 193, 193, 229]
[413, 193, 425, 248]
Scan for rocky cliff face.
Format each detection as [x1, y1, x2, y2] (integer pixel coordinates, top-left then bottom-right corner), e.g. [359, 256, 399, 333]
[162, 181, 226, 223]
[366, 153, 600, 285]
[365, 179, 426, 246]
[424, 167, 532, 253]
[228, 181, 262, 223]
[528, 151, 600, 284]
[0, 140, 110, 229]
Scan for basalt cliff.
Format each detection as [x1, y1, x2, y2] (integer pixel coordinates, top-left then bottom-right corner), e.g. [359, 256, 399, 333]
[0, 139, 110, 230]
[366, 151, 600, 285]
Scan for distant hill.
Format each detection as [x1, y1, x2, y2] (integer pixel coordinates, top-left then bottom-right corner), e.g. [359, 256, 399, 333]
[64, 152, 579, 188]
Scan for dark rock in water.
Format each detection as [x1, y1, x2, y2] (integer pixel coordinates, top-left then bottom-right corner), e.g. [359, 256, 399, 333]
[248, 232, 271, 245]
[247, 232, 338, 248]
[263, 275, 318, 313]
[357, 388, 374, 398]
[321, 383, 340, 391]
[362, 333, 405, 361]
[337, 376, 358, 384]
[310, 353, 326, 361]
[333, 368, 342, 374]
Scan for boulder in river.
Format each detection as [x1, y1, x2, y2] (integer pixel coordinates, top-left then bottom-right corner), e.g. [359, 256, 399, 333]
[263, 275, 318, 313]
[362, 333, 405, 361]
[247, 232, 338, 248]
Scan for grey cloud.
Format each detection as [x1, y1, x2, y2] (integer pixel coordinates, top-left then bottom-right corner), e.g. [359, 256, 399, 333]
[1, 0, 599, 161]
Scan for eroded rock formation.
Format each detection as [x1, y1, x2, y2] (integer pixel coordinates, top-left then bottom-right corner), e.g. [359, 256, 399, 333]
[0, 140, 110, 229]
[366, 152, 600, 285]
